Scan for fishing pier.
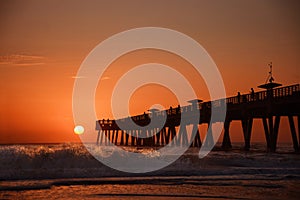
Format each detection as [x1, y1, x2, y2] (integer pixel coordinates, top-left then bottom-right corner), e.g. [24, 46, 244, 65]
[96, 67, 300, 152]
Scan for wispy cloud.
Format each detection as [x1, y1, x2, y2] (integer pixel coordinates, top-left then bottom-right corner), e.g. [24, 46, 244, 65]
[71, 76, 110, 80]
[0, 54, 45, 66]
[101, 76, 110, 80]
[71, 76, 87, 79]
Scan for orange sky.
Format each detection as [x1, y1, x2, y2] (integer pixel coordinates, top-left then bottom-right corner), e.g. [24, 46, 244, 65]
[0, 0, 299, 144]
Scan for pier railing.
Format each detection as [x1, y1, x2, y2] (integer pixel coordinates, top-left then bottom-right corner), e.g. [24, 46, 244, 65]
[98, 84, 299, 125]
[226, 84, 299, 104]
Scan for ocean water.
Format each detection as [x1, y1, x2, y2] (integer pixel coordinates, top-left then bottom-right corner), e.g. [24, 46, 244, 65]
[0, 143, 299, 200]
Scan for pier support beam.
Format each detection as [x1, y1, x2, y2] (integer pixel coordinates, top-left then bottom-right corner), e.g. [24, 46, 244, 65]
[106, 130, 111, 145]
[160, 127, 166, 146]
[168, 125, 176, 146]
[151, 128, 156, 146]
[141, 129, 147, 146]
[114, 130, 119, 145]
[99, 130, 105, 145]
[125, 130, 129, 146]
[272, 116, 280, 152]
[143, 129, 152, 146]
[203, 124, 214, 149]
[165, 127, 170, 145]
[177, 125, 188, 147]
[191, 124, 202, 147]
[242, 118, 253, 151]
[222, 120, 232, 150]
[120, 130, 124, 145]
[103, 130, 107, 145]
[137, 130, 142, 146]
[262, 118, 271, 150]
[96, 130, 101, 145]
[288, 116, 299, 152]
[262, 116, 281, 152]
[111, 130, 116, 145]
[156, 128, 161, 146]
[131, 130, 136, 146]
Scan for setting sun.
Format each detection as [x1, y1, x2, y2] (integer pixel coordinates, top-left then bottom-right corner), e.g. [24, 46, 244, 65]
[74, 125, 84, 135]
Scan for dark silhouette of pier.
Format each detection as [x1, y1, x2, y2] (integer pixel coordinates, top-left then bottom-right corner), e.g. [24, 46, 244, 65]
[96, 83, 300, 152]
[96, 65, 299, 152]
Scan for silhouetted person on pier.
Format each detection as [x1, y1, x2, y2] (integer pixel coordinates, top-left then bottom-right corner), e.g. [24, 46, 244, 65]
[169, 106, 173, 115]
[250, 88, 255, 100]
[237, 92, 241, 103]
[176, 105, 180, 114]
[143, 112, 148, 119]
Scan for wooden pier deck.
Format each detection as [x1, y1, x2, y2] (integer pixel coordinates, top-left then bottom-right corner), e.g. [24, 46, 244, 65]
[96, 84, 300, 152]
